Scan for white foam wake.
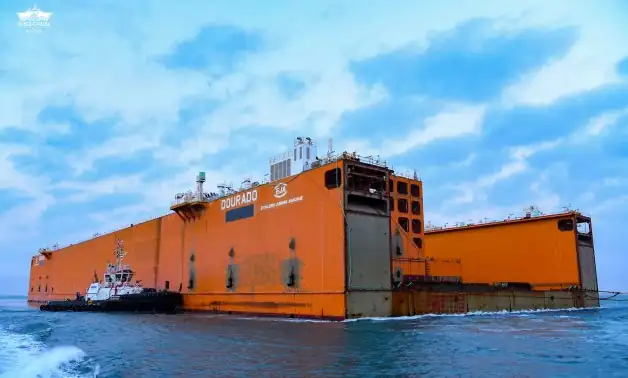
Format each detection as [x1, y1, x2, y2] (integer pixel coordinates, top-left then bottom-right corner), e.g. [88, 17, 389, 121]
[0, 329, 99, 378]
[218, 306, 599, 324]
[343, 306, 599, 322]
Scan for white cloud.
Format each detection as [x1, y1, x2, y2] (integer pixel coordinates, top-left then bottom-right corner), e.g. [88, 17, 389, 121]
[581, 107, 628, 137]
[4, 0, 619, 159]
[67, 133, 163, 176]
[0, 193, 54, 248]
[449, 139, 561, 204]
[590, 194, 628, 216]
[53, 174, 145, 202]
[0, 144, 37, 195]
[81, 166, 239, 238]
[452, 153, 476, 169]
[0, 145, 54, 247]
[345, 103, 486, 158]
[603, 177, 628, 187]
[564, 107, 628, 145]
[428, 163, 563, 228]
[500, 8, 628, 107]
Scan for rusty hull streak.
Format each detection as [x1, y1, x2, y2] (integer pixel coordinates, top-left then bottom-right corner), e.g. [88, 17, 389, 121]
[205, 300, 309, 308]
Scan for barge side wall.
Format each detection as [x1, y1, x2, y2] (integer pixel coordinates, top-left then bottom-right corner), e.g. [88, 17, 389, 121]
[28, 164, 348, 319]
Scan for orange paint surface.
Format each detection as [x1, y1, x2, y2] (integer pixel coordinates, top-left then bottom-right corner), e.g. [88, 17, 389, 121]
[388, 176, 430, 280]
[386, 176, 587, 289]
[424, 213, 583, 289]
[29, 219, 162, 300]
[388, 175, 424, 259]
[28, 162, 348, 319]
[425, 258, 463, 278]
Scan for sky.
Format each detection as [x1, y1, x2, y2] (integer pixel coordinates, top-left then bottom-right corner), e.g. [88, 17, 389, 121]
[1, 0, 627, 295]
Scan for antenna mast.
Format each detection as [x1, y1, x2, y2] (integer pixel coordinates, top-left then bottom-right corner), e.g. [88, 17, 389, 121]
[327, 138, 334, 158]
[196, 172, 206, 201]
[114, 238, 126, 268]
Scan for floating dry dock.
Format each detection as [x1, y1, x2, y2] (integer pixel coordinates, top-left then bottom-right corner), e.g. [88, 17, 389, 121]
[28, 137, 600, 320]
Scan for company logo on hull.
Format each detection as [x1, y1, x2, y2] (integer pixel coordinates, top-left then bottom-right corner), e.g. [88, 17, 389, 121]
[261, 182, 304, 211]
[273, 182, 288, 198]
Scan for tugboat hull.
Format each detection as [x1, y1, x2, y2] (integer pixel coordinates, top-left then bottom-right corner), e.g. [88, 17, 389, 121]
[40, 291, 183, 314]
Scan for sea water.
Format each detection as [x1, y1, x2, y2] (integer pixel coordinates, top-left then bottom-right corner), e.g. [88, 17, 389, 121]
[1, 295, 626, 377]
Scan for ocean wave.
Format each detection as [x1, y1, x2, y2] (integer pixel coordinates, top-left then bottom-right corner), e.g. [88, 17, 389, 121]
[0, 299, 32, 313]
[0, 328, 99, 378]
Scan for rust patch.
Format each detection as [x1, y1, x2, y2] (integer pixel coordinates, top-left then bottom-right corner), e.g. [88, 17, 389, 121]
[185, 308, 344, 321]
[207, 300, 308, 308]
[240, 252, 281, 287]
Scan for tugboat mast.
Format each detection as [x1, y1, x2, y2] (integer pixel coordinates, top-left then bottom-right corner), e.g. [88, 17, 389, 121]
[114, 238, 126, 269]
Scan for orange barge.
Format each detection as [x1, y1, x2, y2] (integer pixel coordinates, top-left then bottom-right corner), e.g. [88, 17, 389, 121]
[28, 137, 600, 320]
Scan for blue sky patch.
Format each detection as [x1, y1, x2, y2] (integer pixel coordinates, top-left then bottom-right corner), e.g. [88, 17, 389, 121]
[1, 2, 628, 295]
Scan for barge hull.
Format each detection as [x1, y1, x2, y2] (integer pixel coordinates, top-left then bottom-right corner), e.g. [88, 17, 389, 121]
[27, 141, 602, 320]
[392, 284, 591, 317]
[33, 286, 590, 319]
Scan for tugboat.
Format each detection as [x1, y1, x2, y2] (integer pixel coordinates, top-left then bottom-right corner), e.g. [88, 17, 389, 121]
[40, 238, 182, 313]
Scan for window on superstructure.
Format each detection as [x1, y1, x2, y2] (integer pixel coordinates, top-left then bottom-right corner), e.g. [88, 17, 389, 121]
[577, 218, 593, 242]
[397, 181, 408, 195]
[413, 237, 423, 249]
[398, 198, 408, 213]
[557, 219, 574, 231]
[389, 179, 394, 193]
[30, 287, 33, 292]
[398, 217, 409, 232]
[294, 148, 297, 161]
[577, 220, 590, 234]
[299, 146, 302, 159]
[324, 168, 342, 189]
[412, 219, 421, 233]
[411, 184, 420, 197]
[165, 281, 170, 290]
[411, 201, 421, 215]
